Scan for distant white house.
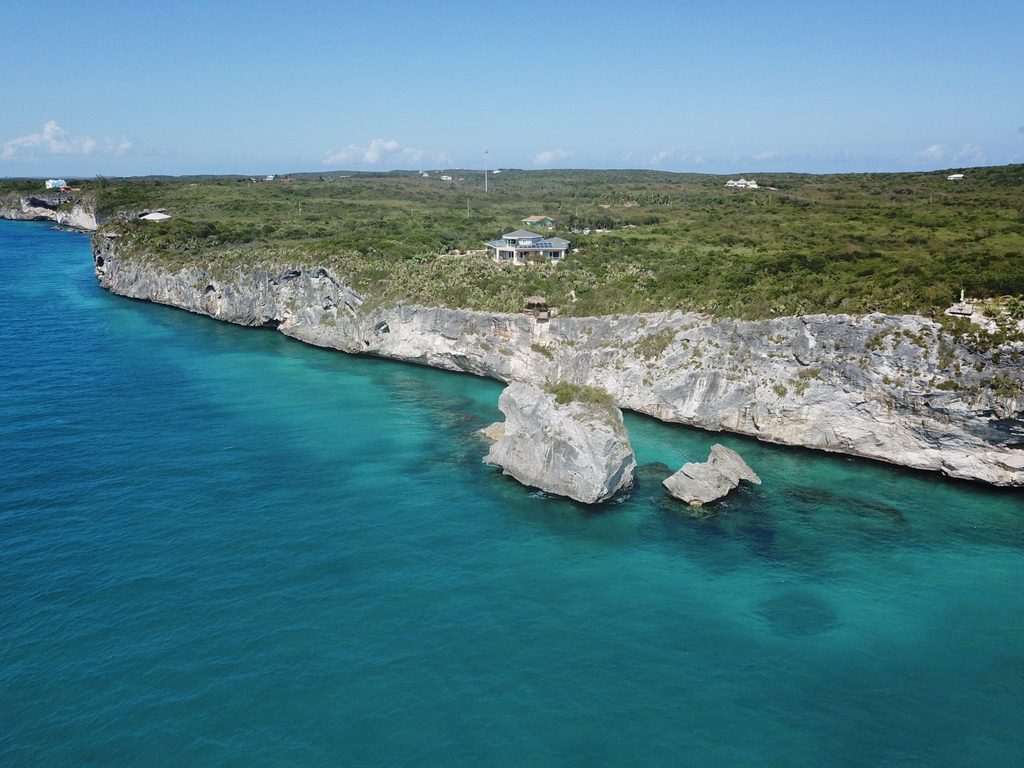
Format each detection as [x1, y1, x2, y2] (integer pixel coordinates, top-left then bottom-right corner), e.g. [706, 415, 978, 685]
[45, 179, 67, 189]
[140, 212, 172, 222]
[521, 214, 555, 229]
[264, 175, 276, 182]
[421, 172, 430, 178]
[492, 169, 501, 174]
[486, 230, 570, 265]
[725, 178, 759, 189]
[947, 173, 964, 181]
[440, 175, 453, 181]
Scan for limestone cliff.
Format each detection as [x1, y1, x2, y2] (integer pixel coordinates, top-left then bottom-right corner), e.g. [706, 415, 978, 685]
[90, 236, 1024, 487]
[0, 192, 99, 231]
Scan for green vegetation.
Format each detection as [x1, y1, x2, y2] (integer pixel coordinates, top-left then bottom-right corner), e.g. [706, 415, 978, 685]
[531, 342, 555, 360]
[9, 166, 1024, 321]
[634, 328, 678, 359]
[544, 381, 616, 407]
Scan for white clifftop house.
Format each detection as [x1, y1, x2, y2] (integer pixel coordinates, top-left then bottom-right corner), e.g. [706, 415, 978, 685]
[486, 230, 570, 265]
[45, 179, 68, 189]
[725, 178, 758, 189]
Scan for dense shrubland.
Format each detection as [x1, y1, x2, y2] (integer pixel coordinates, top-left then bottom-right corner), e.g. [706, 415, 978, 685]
[11, 166, 1023, 321]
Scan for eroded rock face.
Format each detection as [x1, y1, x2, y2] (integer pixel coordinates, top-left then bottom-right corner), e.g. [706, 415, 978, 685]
[0, 193, 99, 230]
[484, 382, 636, 504]
[663, 444, 762, 507]
[87, 237, 1024, 487]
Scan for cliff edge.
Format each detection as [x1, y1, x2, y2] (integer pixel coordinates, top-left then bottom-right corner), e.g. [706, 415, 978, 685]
[0, 191, 99, 231]
[90, 235, 1024, 487]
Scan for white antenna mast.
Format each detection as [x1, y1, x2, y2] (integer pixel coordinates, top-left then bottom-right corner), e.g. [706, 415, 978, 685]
[484, 148, 489, 193]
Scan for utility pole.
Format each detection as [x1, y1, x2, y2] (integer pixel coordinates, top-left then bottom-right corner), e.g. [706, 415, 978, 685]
[484, 148, 489, 194]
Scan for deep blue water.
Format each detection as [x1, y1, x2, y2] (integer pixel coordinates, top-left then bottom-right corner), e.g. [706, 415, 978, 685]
[1, 219, 1022, 767]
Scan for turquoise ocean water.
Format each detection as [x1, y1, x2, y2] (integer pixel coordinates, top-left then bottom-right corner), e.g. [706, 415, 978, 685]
[1, 219, 1022, 766]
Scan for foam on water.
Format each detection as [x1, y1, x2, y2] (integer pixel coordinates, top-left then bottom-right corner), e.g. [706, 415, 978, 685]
[1, 220, 1022, 767]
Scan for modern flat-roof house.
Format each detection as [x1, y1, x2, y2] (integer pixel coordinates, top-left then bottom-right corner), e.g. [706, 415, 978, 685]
[521, 214, 555, 229]
[947, 173, 965, 181]
[486, 230, 570, 265]
[44, 179, 68, 189]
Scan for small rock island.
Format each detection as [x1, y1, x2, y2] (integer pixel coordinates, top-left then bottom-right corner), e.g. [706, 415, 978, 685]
[663, 444, 761, 507]
[483, 381, 636, 504]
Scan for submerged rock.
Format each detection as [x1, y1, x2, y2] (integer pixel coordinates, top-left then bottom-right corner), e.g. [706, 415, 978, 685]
[484, 382, 636, 504]
[663, 444, 761, 507]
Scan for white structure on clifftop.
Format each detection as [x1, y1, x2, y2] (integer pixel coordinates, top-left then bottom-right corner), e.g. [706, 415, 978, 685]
[725, 178, 758, 189]
[486, 230, 570, 265]
[45, 179, 67, 189]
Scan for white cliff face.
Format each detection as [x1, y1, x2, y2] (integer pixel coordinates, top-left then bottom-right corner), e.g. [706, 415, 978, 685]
[0, 193, 99, 231]
[91, 237, 1024, 487]
[484, 382, 637, 504]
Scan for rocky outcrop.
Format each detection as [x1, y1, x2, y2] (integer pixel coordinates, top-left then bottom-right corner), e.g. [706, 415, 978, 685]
[88, 236, 1024, 487]
[663, 444, 762, 506]
[0, 192, 99, 231]
[480, 421, 506, 441]
[483, 382, 636, 503]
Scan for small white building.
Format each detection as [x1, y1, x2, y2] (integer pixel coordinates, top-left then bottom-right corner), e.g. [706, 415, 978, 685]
[947, 173, 964, 181]
[440, 175, 453, 181]
[725, 178, 758, 189]
[45, 179, 67, 189]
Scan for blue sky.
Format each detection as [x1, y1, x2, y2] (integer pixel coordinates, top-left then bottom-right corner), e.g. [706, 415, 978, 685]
[1, 0, 1022, 176]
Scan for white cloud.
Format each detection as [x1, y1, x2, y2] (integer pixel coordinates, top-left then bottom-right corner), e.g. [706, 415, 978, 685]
[913, 143, 984, 165]
[650, 147, 676, 165]
[915, 143, 947, 161]
[104, 137, 134, 156]
[752, 149, 782, 161]
[533, 149, 569, 167]
[1, 120, 98, 160]
[324, 138, 426, 166]
[956, 143, 984, 163]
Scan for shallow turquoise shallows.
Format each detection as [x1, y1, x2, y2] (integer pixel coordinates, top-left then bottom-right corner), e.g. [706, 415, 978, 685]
[1, 219, 1022, 767]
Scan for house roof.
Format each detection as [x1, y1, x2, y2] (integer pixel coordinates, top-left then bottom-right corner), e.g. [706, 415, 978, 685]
[522, 215, 553, 222]
[542, 237, 570, 248]
[486, 239, 505, 248]
[502, 229, 543, 239]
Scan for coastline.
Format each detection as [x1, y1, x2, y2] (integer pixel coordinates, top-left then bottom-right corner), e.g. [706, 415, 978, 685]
[89, 233, 1024, 487]
[0, 193, 99, 231]
[2, 193, 1019, 487]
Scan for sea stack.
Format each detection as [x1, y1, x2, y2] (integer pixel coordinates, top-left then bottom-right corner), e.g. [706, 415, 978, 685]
[484, 381, 636, 504]
[663, 444, 761, 507]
